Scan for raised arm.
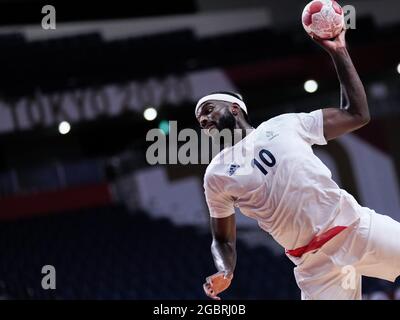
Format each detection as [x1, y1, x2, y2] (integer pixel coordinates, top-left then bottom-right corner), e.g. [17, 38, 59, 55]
[203, 215, 236, 300]
[312, 29, 370, 141]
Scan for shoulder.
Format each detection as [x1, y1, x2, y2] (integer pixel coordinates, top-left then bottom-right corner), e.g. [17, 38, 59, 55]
[204, 158, 231, 191]
[259, 111, 322, 127]
[257, 112, 298, 129]
[294, 110, 324, 130]
[204, 165, 215, 182]
[204, 164, 219, 186]
[203, 169, 224, 195]
[204, 145, 232, 178]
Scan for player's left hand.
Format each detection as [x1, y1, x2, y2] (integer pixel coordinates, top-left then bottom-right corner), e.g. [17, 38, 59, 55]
[203, 271, 233, 300]
[310, 28, 347, 54]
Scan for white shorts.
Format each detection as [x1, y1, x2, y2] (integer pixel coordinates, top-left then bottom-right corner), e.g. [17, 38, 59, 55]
[293, 208, 400, 300]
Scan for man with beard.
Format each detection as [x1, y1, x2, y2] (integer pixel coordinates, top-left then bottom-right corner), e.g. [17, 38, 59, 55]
[195, 30, 400, 300]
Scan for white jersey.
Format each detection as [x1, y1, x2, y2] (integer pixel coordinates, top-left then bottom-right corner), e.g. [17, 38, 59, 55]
[203, 110, 362, 261]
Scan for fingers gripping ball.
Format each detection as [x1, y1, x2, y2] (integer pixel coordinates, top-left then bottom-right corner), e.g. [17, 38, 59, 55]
[302, 0, 345, 39]
[203, 272, 233, 300]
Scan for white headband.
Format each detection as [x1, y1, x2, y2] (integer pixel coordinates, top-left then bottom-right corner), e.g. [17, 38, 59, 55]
[195, 93, 248, 117]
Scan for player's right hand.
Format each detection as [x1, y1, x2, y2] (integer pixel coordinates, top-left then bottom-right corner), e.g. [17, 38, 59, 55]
[203, 271, 233, 300]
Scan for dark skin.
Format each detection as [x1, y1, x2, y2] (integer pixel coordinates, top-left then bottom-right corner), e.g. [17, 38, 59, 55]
[196, 101, 253, 135]
[197, 29, 370, 300]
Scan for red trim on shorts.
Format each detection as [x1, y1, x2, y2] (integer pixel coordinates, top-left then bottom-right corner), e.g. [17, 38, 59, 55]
[286, 226, 348, 258]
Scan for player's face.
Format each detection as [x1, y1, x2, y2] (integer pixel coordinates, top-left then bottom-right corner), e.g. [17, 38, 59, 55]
[196, 101, 236, 134]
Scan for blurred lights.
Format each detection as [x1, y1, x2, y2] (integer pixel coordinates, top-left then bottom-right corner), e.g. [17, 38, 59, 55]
[397, 63, 400, 74]
[369, 82, 388, 99]
[144, 107, 157, 121]
[58, 121, 71, 135]
[304, 80, 318, 93]
[159, 120, 170, 135]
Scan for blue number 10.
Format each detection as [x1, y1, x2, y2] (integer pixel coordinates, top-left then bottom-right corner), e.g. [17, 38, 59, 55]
[252, 149, 276, 175]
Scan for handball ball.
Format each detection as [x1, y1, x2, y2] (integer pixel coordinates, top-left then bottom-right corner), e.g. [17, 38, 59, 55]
[302, 0, 345, 40]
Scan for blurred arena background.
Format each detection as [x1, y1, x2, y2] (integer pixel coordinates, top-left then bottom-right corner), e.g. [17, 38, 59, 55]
[0, 0, 399, 300]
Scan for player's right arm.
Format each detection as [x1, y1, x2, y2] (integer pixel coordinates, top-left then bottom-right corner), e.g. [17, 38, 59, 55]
[203, 214, 236, 300]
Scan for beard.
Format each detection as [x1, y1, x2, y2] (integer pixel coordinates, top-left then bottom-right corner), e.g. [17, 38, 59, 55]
[215, 110, 236, 132]
[207, 110, 238, 150]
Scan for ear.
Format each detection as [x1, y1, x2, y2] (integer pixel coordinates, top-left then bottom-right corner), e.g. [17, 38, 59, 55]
[230, 103, 241, 116]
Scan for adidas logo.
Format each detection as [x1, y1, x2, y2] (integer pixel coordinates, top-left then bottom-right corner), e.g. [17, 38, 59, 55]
[227, 164, 240, 176]
[266, 131, 279, 140]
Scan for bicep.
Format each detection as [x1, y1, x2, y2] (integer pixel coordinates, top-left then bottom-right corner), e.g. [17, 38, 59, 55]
[322, 108, 369, 141]
[210, 215, 236, 243]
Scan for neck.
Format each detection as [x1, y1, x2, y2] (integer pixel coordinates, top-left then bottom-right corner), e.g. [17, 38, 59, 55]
[235, 119, 254, 137]
[219, 121, 255, 150]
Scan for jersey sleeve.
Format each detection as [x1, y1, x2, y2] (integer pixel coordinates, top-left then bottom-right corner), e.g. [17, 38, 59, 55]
[203, 173, 235, 219]
[295, 109, 327, 146]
